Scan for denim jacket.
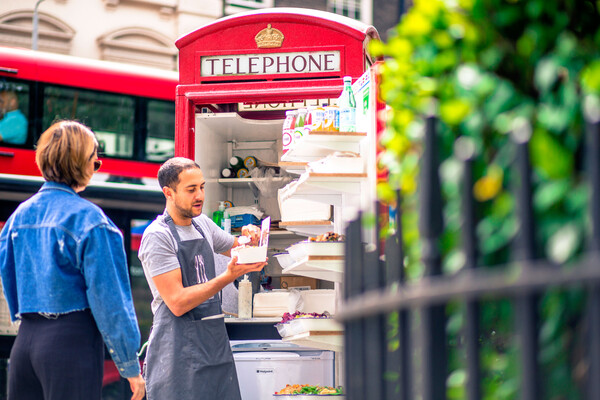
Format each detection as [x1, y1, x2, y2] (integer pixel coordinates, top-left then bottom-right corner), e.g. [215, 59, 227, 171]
[0, 182, 141, 378]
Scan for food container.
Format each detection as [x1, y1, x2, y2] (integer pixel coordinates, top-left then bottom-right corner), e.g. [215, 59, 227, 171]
[275, 318, 342, 338]
[286, 241, 345, 260]
[232, 245, 267, 264]
[232, 217, 270, 263]
[274, 396, 345, 399]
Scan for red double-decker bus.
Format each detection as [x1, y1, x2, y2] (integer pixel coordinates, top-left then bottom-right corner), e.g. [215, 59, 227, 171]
[0, 46, 177, 398]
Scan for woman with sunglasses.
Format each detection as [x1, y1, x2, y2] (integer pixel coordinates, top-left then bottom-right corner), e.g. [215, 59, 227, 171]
[0, 120, 145, 400]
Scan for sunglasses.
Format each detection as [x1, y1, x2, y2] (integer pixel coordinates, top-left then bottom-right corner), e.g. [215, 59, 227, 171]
[88, 147, 102, 172]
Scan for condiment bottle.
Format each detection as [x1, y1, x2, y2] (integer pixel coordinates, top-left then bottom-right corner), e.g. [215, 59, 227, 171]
[238, 275, 252, 318]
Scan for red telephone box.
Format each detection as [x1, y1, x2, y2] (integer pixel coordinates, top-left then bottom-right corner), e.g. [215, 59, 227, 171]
[175, 7, 381, 159]
[174, 10, 384, 394]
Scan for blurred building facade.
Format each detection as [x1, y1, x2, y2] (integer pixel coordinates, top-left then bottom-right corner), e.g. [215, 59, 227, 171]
[0, 0, 402, 71]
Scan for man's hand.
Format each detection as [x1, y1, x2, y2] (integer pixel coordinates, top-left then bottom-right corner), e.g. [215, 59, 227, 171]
[127, 374, 145, 400]
[241, 224, 261, 246]
[227, 255, 266, 279]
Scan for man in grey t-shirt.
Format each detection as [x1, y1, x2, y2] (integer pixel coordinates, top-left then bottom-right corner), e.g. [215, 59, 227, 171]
[139, 211, 235, 314]
[138, 157, 266, 400]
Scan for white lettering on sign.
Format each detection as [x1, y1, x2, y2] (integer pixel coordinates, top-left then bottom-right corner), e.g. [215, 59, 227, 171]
[239, 98, 339, 111]
[201, 51, 341, 77]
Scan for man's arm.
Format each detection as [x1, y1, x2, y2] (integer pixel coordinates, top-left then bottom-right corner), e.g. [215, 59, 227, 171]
[153, 256, 266, 317]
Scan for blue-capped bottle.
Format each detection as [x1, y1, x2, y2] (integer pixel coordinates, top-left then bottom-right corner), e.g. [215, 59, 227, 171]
[338, 76, 356, 132]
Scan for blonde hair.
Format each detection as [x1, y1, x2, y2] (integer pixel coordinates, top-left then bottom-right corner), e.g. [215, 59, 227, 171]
[35, 120, 96, 188]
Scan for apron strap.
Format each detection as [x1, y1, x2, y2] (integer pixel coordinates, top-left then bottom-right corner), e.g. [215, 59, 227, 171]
[164, 213, 223, 306]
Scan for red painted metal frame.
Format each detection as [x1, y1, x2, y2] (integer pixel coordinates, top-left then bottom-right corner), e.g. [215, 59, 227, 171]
[0, 46, 178, 179]
[175, 8, 381, 159]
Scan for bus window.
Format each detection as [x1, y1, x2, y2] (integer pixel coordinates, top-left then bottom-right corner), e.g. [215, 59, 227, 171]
[0, 79, 30, 147]
[146, 99, 175, 162]
[43, 85, 135, 158]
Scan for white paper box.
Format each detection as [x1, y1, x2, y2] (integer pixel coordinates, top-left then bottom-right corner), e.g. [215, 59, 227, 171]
[278, 192, 332, 222]
[307, 152, 365, 174]
[232, 245, 267, 263]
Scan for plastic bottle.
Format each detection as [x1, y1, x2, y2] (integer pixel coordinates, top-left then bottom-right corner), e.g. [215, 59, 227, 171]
[229, 156, 244, 172]
[223, 208, 231, 234]
[238, 275, 252, 318]
[293, 109, 306, 144]
[212, 201, 225, 228]
[338, 76, 356, 132]
[324, 105, 339, 132]
[304, 106, 314, 135]
[312, 105, 326, 132]
[282, 110, 297, 154]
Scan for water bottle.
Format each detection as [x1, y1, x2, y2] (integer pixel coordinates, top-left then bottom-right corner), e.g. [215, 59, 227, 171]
[338, 76, 356, 132]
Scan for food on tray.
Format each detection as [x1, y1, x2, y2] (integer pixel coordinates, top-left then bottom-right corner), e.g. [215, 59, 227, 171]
[231, 218, 270, 263]
[278, 311, 331, 324]
[275, 384, 343, 395]
[308, 232, 345, 242]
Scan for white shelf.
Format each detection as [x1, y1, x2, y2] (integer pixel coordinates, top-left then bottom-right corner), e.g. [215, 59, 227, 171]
[196, 112, 283, 141]
[278, 220, 334, 236]
[278, 161, 307, 175]
[282, 255, 344, 283]
[217, 177, 290, 187]
[279, 173, 366, 208]
[281, 131, 367, 162]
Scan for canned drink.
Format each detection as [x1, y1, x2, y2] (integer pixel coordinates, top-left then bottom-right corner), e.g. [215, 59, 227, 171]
[323, 106, 339, 132]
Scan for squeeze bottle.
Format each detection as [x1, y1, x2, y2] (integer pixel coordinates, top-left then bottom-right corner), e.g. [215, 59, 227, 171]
[238, 275, 252, 318]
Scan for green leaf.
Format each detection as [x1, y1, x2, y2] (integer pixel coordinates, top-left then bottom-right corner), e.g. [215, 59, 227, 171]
[440, 98, 471, 125]
[534, 179, 570, 211]
[535, 58, 559, 93]
[529, 127, 573, 179]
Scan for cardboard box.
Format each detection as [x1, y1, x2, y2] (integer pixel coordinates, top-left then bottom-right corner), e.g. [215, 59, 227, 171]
[280, 276, 317, 290]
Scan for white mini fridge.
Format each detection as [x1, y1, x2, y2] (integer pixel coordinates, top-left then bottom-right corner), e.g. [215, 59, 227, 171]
[231, 340, 335, 400]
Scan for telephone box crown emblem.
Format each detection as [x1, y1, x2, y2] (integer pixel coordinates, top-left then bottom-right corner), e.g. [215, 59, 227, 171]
[255, 24, 284, 48]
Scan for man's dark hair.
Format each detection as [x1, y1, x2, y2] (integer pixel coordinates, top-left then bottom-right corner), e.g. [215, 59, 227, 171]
[158, 157, 201, 190]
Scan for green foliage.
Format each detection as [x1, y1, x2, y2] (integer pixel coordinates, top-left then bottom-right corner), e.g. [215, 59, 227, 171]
[374, 0, 600, 398]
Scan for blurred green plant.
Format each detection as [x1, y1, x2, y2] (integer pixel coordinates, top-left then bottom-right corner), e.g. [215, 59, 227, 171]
[372, 0, 600, 398]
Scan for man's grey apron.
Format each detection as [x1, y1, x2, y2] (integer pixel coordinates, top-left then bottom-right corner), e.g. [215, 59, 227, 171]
[144, 215, 241, 400]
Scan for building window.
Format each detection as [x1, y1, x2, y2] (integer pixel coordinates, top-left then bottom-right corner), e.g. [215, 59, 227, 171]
[328, 0, 361, 20]
[223, 0, 273, 16]
[43, 85, 135, 159]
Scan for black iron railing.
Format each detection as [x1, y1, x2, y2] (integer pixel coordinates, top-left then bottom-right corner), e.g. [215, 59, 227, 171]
[338, 116, 600, 399]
